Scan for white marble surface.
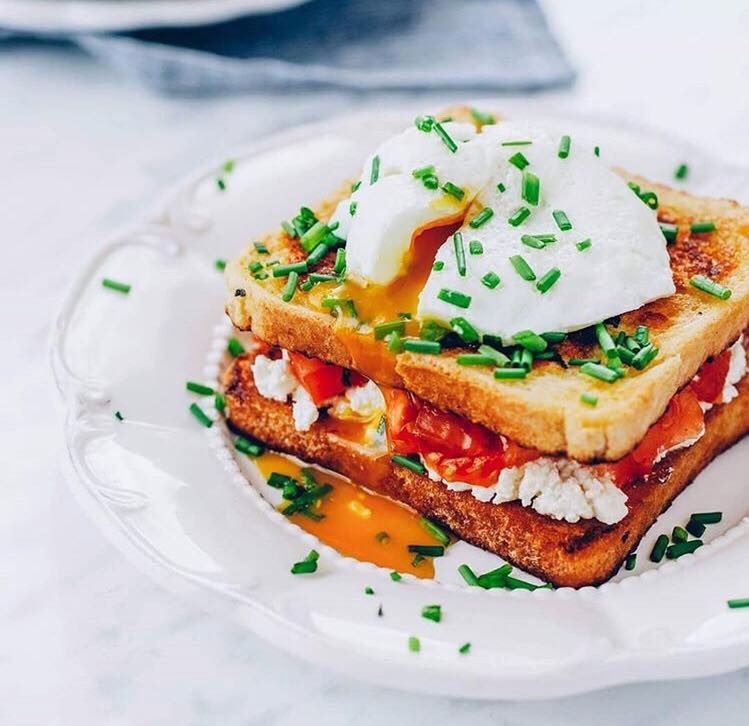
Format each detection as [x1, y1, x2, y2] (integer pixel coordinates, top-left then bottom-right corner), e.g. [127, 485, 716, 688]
[3, 1, 749, 723]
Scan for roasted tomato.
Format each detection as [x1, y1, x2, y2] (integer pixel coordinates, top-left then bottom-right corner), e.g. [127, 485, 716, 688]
[287, 351, 347, 405]
[690, 348, 731, 404]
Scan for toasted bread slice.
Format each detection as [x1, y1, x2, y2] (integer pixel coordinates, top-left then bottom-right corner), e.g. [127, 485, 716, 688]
[225, 110, 749, 461]
[222, 352, 749, 588]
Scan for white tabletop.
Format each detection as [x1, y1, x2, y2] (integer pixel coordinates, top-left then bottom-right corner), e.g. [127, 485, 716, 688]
[4, 1, 749, 722]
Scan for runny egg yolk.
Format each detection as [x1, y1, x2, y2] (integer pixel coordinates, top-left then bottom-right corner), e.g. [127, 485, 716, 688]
[254, 452, 437, 578]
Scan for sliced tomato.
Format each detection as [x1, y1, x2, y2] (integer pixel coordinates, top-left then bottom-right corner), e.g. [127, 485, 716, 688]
[348, 370, 369, 388]
[287, 351, 347, 405]
[690, 348, 731, 404]
[382, 387, 421, 454]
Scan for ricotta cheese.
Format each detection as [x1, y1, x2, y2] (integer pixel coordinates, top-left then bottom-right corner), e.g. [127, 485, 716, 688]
[330, 379, 385, 421]
[722, 336, 746, 404]
[291, 385, 319, 432]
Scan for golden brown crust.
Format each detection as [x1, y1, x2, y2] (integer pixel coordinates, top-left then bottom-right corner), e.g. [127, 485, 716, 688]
[224, 109, 749, 461]
[223, 354, 749, 588]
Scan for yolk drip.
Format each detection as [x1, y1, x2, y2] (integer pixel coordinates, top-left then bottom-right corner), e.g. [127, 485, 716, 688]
[255, 452, 437, 578]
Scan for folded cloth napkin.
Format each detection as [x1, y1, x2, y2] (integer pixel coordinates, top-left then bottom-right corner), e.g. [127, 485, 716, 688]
[5, 0, 575, 95]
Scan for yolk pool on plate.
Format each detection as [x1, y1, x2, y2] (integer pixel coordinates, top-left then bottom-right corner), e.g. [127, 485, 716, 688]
[254, 452, 438, 578]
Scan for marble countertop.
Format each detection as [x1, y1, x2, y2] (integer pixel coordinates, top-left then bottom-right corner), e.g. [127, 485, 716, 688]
[4, 1, 749, 723]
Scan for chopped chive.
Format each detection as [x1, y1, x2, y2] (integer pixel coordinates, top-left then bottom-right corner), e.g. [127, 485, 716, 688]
[690, 511, 722, 525]
[374, 320, 406, 340]
[334, 248, 346, 275]
[114, 411, 124, 421]
[437, 288, 472, 309]
[470, 107, 496, 126]
[502, 140, 533, 147]
[508, 151, 529, 170]
[672, 526, 689, 543]
[214, 259, 227, 272]
[521, 234, 545, 249]
[509, 254, 536, 281]
[306, 242, 329, 267]
[290, 549, 319, 575]
[102, 278, 131, 294]
[459, 642, 471, 654]
[507, 206, 531, 227]
[690, 274, 731, 300]
[634, 325, 650, 346]
[408, 544, 445, 557]
[494, 367, 527, 380]
[349, 201, 357, 216]
[476, 564, 513, 589]
[214, 393, 226, 413]
[351, 180, 362, 193]
[536, 267, 561, 294]
[580, 392, 598, 407]
[468, 240, 483, 255]
[631, 344, 659, 370]
[450, 316, 480, 344]
[675, 163, 689, 180]
[235, 436, 264, 457]
[540, 331, 566, 344]
[432, 260, 445, 272]
[639, 191, 659, 210]
[513, 330, 547, 353]
[580, 362, 620, 383]
[376, 531, 391, 544]
[616, 345, 636, 365]
[727, 599, 749, 609]
[569, 357, 599, 366]
[624, 553, 637, 571]
[390, 571, 402, 581]
[272, 261, 307, 277]
[666, 540, 703, 559]
[650, 534, 670, 563]
[281, 221, 296, 238]
[321, 298, 357, 317]
[392, 454, 426, 475]
[504, 575, 547, 591]
[408, 636, 421, 653]
[659, 223, 678, 243]
[552, 209, 572, 231]
[249, 261, 263, 273]
[458, 564, 480, 587]
[576, 238, 592, 251]
[420, 518, 450, 546]
[216, 178, 226, 191]
[189, 402, 213, 428]
[282, 483, 333, 517]
[370, 155, 380, 184]
[497, 182, 506, 193]
[442, 182, 465, 201]
[227, 338, 245, 357]
[412, 164, 435, 179]
[452, 232, 467, 277]
[478, 344, 511, 366]
[421, 604, 442, 623]
[481, 271, 501, 289]
[558, 134, 571, 159]
[403, 339, 442, 355]
[308, 272, 337, 283]
[690, 221, 716, 234]
[433, 121, 458, 152]
[365, 586, 375, 595]
[686, 519, 706, 538]
[281, 271, 299, 302]
[594, 145, 600, 157]
[521, 170, 540, 206]
[186, 381, 214, 396]
[268, 472, 293, 489]
[415, 115, 435, 132]
[298, 220, 329, 252]
[469, 207, 494, 229]
[387, 331, 403, 353]
[595, 323, 617, 359]
[457, 354, 496, 366]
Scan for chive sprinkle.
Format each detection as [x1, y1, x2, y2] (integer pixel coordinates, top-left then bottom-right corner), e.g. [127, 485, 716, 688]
[432, 260, 445, 272]
[254, 241, 269, 254]
[459, 642, 471, 654]
[521, 234, 545, 249]
[421, 604, 442, 623]
[478, 344, 510, 366]
[508, 151, 530, 171]
[214, 259, 227, 272]
[281, 271, 299, 302]
[433, 121, 458, 152]
[536, 267, 560, 293]
[334, 248, 346, 275]
[415, 115, 435, 132]
[469, 207, 494, 229]
[675, 163, 689, 180]
[421, 518, 450, 546]
[509, 254, 536, 281]
[469, 239, 483, 255]
[576, 238, 592, 251]
[497, 182, 506, 193]
[666, 540, 703, 559]
[370, 155, 380, 184]
[690, 221, 716, 234]
[186, 381, 214, 396]
[290, 549, 319, 575]
[281, 221, 296, 238]
[235, 436, 264, 458]
[580, 362, 620, 383]
[650, 534, 670, 563]
[374, 320, 406, 340]
[481, 271, 500, 289]
[442, 182, 465, 200]
[408, 636, 421, 653]
[690, 511, 722, 524]
[513, 330, 547, 353]
[521, 170, 540, 206]
[569, 357, 599, 366]
[365, 586, 375, 595]
[403, 339, 442, 355]
[727, 599, 749, 609]
[494, 367, 527, 380]
[594, 145, 600, 157]
[595, 323, 617, 359]
[408, 544, 445, 557]
[392, 454, 426, 475]
[502, 140, 532, 147]
[272, 261, 307, 277]
[189, 402, 213, 428]
[437, 288, 472, 309]
[306, 242, 329, 267]
[470, 108, 496, 126]
[298, 220, 328, 252]
[390, 571, 402, 581]
[349, 201, 357, 216]
[552, 209, 572, 231]
[558, 135, 571, 159]
[457, 354, 496, 366]
[690, 275, 731, 300]
[580, 392, 598, 407]
[453, 232, 467, 277]
[227, 338, 245, 357]
[458, 564, 480, 586]
[114, 411, 124, 421]
[507, 206, 531, 227]
[631, 344, 659, 370]
[102, 278, 130, 294]
[659, 223, 678, 243]
[672, 526, 688, 543]
[309, 272, 337, 283]
[686, 519, 706, 538]
[451, 316, 480, 343]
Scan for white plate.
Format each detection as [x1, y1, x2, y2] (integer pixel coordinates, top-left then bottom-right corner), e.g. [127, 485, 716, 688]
[52, 105, 749, 700]
[1, 0, 308, 33]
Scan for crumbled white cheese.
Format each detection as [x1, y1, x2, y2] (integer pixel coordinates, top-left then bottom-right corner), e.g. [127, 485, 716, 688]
[330, 380, 385, 420]
[653, 429, 705, 464]
[291, 385, 319, 432]
[722, 336, 746, 404]
[251, 355, 297, 402]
